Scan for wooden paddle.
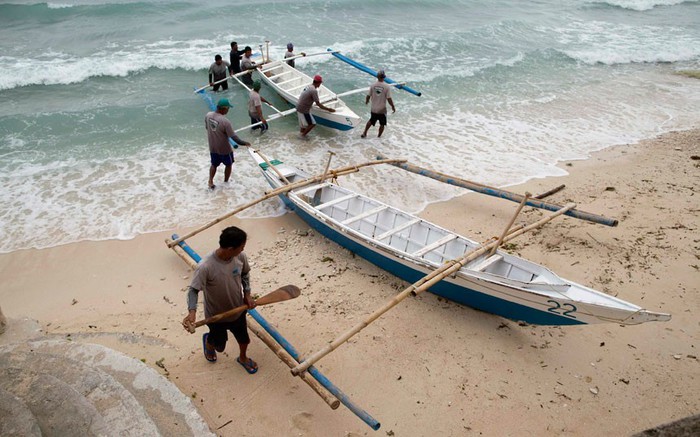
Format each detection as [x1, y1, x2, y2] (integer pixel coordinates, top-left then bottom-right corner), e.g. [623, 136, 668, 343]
[184, 285, 301, 333]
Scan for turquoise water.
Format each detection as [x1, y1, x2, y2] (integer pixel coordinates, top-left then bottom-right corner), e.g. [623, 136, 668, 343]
[1, 0, 699, 252]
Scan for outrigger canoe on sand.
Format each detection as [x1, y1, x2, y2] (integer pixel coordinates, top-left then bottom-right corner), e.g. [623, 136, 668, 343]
[247, 148, 671, 326]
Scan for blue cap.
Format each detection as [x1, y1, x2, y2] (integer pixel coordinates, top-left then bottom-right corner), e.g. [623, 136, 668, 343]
[287, 42, 293, 50]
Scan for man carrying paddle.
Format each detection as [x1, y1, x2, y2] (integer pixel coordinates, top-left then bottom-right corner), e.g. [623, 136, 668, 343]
[297, 74, 336, 137]
[361, 69, 395, 138]
[205, 98, 251, 190]
[182, 226, 259, 374]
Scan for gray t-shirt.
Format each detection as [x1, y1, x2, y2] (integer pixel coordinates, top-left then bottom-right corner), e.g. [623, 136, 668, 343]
[248, 91, 262, 118]
[208, 61, 230, 81]
[189, 251, 251, 321]
[368, 80, 392, 114]
[241, 54, 256, 71]
[297, 85, 319, 114]
[205, 111, 235, 155]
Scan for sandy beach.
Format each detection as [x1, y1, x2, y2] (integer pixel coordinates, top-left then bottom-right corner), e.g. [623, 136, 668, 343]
[0, 129, 698, 436]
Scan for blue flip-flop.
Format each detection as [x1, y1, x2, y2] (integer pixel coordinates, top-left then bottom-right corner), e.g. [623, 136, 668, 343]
[202, 333, 217, 362]
[237, 357, 258, 374]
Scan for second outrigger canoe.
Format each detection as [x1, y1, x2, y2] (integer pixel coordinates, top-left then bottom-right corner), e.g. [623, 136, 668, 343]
[247, 148, 671, 326]
[257, 59, 361, 131]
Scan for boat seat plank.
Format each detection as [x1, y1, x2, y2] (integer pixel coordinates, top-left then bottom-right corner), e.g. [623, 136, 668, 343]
[267, 71, 292, 80]
[275, 77, 300, 87]
[342, 206, 388, 225]
[286, 83, 310, 93]
[293, 182, 332, 196]
[412, 234, 459, 257]
[316, 193, 357, 210]
[376, 218, 421, 240]
[469, 254, 503, 272]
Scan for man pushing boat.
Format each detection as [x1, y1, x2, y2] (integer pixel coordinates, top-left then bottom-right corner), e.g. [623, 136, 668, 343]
[297, 74, 336, 137]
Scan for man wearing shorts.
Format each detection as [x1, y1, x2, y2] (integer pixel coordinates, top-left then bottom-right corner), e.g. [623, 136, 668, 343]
[182, 226, 259, 374]
[361, 69, 396, 138]
[205, 98, 251, 190]
[208, 54, 232, 92]
[297, 74, 335, 137]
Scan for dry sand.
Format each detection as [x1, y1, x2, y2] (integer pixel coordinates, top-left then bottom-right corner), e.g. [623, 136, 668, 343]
[0, 129, 698, 436]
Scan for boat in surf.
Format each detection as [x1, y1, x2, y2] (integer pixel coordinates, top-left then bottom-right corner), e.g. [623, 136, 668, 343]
[256, 59, 361, 131]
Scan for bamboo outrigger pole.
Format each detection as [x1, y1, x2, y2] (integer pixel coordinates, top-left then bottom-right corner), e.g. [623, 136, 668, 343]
[290, 203, 577, 376]
[246, 321, 341, 410]
[376, 154, 618, 227]
[166, 158, 406, 248]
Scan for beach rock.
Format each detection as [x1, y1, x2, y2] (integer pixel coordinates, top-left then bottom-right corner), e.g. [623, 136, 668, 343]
[0, 306, 6, 335]
[633, 414, 700, 436]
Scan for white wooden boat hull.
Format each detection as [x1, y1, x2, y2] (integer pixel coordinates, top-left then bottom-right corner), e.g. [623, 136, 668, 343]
[258, 60, 361, 131]
[248, 149, 671, 326]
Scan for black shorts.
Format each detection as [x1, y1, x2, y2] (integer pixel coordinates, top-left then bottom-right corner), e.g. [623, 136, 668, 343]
[213, 80, 228, 92]
[206, 312, 250, 350]
[369, 112, 387, 126]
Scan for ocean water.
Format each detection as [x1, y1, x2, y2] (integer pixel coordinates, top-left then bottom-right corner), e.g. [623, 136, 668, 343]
[1, 0, 699, 253]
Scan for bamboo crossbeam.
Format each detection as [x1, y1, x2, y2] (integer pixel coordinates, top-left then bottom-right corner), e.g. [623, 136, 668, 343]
[376, 154, 617, 227]
[166, 159, 406, 248]
[256, 148, 291, 185]
[490, 192, 530, 257]
[290, 203, 577, 376]
[246, 320, 340, 410]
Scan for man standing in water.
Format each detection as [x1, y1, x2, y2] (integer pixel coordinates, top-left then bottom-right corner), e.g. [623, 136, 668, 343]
[248, 80, 269, 134]
[229, 41, 245, 74]
[360, 69, 395, 138]
[240, 46, 257, 87]
[182, 226, 259, 374]
[208, 54, 232, 92]
[297, 75, 335, 137]
[205, 98, 250, 190]
[284, 42, 305, 68]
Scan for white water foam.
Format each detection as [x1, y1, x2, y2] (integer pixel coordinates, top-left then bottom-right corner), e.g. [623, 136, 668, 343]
[592, 0, 696, 11]
[552, 20, 700, 65]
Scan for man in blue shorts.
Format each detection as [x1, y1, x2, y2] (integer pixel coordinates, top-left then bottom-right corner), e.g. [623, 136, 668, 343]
[205, 98, 251, 190]
[182, 226, 259, 374]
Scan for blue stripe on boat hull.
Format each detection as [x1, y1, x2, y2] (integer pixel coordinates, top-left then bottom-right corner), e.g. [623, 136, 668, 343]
[280, 195, 584, 326]
[314, 116, 355, 131]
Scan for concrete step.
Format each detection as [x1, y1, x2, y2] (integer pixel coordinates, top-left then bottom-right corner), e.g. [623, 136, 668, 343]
[0, 347, 161, 435]
[0, 338, 214, 436]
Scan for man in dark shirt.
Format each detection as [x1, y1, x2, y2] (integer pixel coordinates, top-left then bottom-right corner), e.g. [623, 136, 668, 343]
[229, 41, 245, 74]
